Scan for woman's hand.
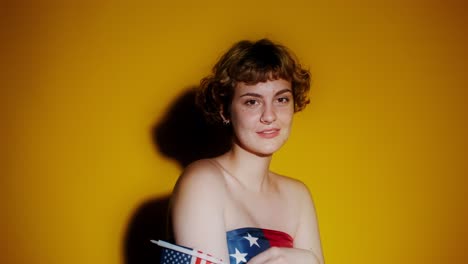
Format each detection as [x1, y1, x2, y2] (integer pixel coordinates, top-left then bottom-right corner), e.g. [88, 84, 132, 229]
[247, 247, 321, 264]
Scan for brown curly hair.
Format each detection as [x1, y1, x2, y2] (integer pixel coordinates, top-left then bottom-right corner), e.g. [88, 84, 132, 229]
[197, 39, 311, 123]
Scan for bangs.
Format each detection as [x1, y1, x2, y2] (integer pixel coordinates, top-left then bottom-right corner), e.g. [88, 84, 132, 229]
[234, 66, 291, 85]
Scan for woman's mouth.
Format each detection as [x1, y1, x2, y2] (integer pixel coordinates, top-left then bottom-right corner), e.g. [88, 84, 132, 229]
[257, 129, 280, 138]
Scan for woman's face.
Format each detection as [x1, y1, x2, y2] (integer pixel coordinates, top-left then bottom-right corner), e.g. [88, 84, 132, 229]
[228, 78, 294, 156]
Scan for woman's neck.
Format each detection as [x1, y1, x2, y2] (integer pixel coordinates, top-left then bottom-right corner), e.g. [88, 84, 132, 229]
[219, 144, 273, 192]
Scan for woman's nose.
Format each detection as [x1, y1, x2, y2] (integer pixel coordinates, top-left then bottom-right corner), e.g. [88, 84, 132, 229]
[260, 104, 277, 124]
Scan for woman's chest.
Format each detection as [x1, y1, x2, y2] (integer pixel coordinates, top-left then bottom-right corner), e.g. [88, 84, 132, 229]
[223, 189, 300, 235]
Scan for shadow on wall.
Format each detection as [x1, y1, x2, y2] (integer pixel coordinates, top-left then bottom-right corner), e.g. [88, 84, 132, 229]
[123, 87, 232, 264]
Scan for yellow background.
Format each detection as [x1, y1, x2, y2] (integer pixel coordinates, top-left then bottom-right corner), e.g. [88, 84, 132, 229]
[2, 1, 467, 264]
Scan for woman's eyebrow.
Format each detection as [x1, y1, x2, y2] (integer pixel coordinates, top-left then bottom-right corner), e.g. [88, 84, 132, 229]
[275, 89, 293, 96]
[239, 92, 262, 98]
[239, 89, 292, 98]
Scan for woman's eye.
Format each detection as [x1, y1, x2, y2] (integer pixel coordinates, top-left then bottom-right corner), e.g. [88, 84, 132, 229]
[245, 99, 258, 106]
[277, 97, 290, 103]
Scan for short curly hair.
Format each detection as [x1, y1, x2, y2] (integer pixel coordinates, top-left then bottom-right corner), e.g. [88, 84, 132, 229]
[197, 39, 311, 123]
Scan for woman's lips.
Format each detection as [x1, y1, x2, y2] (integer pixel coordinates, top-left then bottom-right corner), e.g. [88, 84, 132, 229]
[257, 129, 280, 138]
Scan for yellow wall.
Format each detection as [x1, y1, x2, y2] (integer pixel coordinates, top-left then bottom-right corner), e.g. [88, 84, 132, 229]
[2, 1, 467, 264]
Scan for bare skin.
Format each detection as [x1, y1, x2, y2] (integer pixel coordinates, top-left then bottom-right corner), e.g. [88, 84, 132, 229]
[170, 79, 324, 264]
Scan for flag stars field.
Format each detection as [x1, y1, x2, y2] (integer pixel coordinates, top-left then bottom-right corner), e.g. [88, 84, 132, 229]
[243, 233, 260, 247]
[230, 248, 248, 264]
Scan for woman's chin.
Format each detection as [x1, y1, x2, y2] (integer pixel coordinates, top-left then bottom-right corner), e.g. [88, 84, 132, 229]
[243, 143, 286, 157]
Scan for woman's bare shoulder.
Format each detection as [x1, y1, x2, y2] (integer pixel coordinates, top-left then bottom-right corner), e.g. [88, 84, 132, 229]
[272, 172, 308, 189]
[179, 158, 225, 183]
[172, 159, 226, 201]
[271, 172, 313, 201]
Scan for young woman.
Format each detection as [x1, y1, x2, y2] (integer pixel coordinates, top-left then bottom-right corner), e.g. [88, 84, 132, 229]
[170, 39, 324, 264]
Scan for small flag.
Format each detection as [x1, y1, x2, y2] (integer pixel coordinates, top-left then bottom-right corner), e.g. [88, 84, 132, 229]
[150, 240, 225, 264]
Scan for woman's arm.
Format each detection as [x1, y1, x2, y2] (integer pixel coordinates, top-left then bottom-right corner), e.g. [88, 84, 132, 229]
[170, 160, 229, 262]
[293, 182, 324, 263]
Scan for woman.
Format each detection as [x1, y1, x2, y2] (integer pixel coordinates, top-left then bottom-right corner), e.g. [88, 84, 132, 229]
[170, 39, 324, 264]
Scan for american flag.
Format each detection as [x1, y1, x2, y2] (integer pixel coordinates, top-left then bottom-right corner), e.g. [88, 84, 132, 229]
[226, 228, 293, 264]
[150, 240, 225, 264]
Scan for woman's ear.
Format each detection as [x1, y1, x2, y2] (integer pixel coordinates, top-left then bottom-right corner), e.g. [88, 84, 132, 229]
[219, 108, 230, 125]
